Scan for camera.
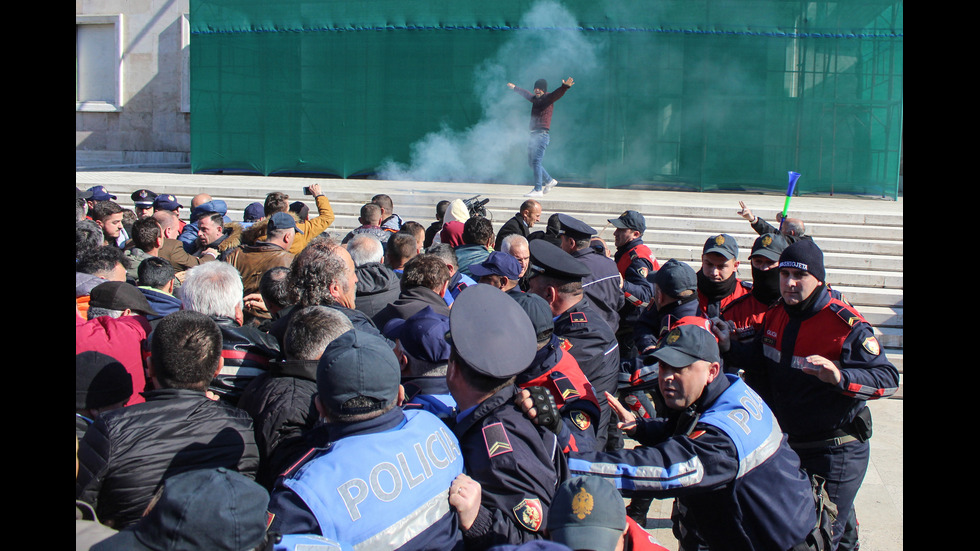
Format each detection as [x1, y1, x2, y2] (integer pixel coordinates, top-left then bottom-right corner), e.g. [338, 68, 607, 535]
[463, 195, 491, 219]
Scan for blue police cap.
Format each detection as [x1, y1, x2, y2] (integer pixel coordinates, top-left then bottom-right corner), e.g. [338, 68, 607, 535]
[382, 306, 452, 364]
[448, 284, 536, 378]
[153, 194, 183, 211]
[469, 251, 522, 280]
[510, 292, 554, 340]
[528, 239, 591, 281]
[555, 213, 596, 241]
[87, 186, 116, 201]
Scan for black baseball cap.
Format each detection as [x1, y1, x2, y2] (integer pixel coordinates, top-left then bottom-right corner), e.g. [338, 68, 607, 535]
[651, 259, 697, 297]
[607, 210, 646, 233]
[89, 281, 159, 317]
[316, 329, 400, 415]
[702, 234, 738, 260]
[650, 324, 721, 367]
[750, 233, 791, 262]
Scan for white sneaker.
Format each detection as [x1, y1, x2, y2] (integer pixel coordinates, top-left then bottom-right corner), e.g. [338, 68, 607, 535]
[524, 189, 544, 198]
[544, 179, 558, 193]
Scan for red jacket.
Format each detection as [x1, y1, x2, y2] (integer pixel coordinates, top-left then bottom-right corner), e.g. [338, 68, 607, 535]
[76, 310, 152, 405]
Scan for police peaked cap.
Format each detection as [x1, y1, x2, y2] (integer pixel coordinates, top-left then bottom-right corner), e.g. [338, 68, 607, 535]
[556, 213, 597, 241]
[448, 284, 536, 379]
[528, 239, 591, 281]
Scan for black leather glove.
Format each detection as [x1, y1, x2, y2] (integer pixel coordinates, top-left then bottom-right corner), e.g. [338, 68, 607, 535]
[526, 386, 563, 435]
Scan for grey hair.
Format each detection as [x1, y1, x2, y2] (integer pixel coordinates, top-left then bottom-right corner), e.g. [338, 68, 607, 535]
[500, 234, 529, 255]
[346, 234, 385, 266]
[179, 261, 244, 319]
[283, 306, 354, 361]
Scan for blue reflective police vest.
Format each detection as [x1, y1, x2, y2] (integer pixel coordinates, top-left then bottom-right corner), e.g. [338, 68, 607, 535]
[283, 409, 464, 550]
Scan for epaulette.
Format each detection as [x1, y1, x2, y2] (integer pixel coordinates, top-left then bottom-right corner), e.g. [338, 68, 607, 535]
[828, 300, 867, 328]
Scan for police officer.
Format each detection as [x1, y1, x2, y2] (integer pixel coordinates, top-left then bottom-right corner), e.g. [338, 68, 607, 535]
[512, 292, 602, 453]
[447, 284, 568, 549]
[716, 239, 900, 550]
[266, 329, 466, 550]
[633, 258, 702, 356]
[697, 234, 752, 319]
[527, 239, 621, 451]
[608, 210, 658, 359]
[555, 213, 625, 334]
[719, 233, 791, 345]
[524, 324, 827, 551]
[470, 250, 526, 299]
[131, 189, 157, 220]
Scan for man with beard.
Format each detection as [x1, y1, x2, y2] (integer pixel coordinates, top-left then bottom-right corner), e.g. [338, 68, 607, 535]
[696, 234, 752, 319]
[718, 233, 791, 344]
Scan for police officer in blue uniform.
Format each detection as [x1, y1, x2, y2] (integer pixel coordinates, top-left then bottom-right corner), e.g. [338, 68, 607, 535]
[266, 329, 465, 550]
[447, 284, 569, 549]
[632, 258, 702, 356]
[555, 213, 625, 334]
[527, 239, 621, 451]
[523, 324, 828, 551]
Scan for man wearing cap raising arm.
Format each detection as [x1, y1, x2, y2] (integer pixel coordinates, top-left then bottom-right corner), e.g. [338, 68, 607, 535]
[557, 213, 625, 334]
[508, 77, 574, 198]
[715, 239, 900, 551]
[608, 210, 658, 359]
[522, 323, 828, 551]
[697, 233, 752, 319]
[267, 328, 467, 550]
[527, 239, 620, 451]
[447, 284, 569, 548]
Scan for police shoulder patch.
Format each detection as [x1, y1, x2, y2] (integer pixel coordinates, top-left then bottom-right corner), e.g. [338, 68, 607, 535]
[638, 266, 649, 279]
[569, 311, 588, 323]
[862, 336, 881, 356]
[830, 301, 865, 327]
[551, 372, 580, 402]
[570, 411, 592, 431]
[482, 422, 513, 458]
[513, 498, 544, 531]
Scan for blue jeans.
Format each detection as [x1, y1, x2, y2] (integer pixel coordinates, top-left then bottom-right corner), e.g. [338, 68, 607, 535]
[527, 130, 552, 190]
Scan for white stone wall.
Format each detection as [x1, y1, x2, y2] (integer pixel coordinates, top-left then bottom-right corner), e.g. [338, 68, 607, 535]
[76, 1, 191, 167]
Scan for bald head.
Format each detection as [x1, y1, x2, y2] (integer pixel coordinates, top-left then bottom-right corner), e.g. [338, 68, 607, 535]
[152, 210, 180, 238]
[781, 217, 806, 237]
[191, 193, 213, 209]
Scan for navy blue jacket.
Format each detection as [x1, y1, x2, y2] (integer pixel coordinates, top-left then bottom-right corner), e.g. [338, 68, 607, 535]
[565, 375, 817, 550]
[571, 246, 625, 333]
[454, 385, 568, 549]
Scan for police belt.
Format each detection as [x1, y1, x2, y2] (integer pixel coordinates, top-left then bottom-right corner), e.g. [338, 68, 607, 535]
[787, 429, 858, 450]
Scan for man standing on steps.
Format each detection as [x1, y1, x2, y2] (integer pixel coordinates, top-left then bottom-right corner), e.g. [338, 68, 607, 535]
[507, 77, 574, 198]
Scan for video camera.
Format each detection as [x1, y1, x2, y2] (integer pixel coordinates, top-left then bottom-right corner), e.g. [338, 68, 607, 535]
[463, 195, 491, 219]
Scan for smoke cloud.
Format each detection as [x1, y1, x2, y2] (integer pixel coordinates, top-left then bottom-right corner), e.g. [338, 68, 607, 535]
[377, 0, 604, 185]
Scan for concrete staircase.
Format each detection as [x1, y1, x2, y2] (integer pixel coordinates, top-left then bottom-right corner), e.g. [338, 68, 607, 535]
[76, 169, 903, 398]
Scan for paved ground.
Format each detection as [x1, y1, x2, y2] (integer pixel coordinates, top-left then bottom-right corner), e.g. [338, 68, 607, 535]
[76, 168, 903, 549]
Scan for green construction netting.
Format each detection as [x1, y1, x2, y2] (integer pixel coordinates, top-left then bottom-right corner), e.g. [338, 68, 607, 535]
[190, 0, 903, 198]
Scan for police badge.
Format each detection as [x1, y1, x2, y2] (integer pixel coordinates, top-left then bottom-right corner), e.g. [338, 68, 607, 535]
[513, 498, 544, 531]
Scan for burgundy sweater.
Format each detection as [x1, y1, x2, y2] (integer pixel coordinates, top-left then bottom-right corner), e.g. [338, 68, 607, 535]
[513, 83, 570, 131]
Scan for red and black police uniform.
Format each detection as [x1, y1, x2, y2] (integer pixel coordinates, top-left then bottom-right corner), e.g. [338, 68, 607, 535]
[720, 233, 792, 344]
[556, 213, 625, 334]
[448, 284, 569, 549]
[560, 325, 823, 551]
[529, 239, 621, 451]
[724, 239, 900, 550]
[697, 234, 752, 319]
[511, 291, 602, 453]
[608, 211, 658, 359]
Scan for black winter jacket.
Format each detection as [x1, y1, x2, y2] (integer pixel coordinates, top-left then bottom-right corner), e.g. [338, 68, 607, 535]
[237, 359, 320, 489]
[354, 262, 402, 321]
[75, 388, 260, 528]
